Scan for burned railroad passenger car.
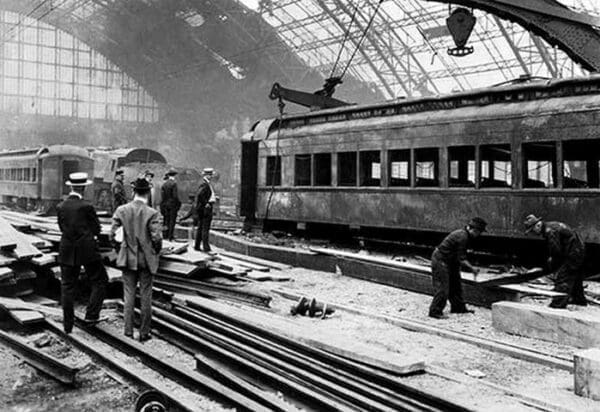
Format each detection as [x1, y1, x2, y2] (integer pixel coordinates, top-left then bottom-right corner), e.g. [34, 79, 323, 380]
[241, 75, 600, 248]
[0, 145, 94, 211]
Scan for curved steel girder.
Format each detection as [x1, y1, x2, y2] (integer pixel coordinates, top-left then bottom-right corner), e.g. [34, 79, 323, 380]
[425, 0, 600, 72]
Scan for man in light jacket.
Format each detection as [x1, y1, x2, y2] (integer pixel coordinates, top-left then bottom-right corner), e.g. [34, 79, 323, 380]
[110, 177, 162, 342]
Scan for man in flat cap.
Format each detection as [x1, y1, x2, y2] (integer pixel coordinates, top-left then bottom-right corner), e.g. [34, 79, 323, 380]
[111, 168, 127, 213]
[110, 177, 162, 342]
[160, 167, 181, 241]
[57, 172, 108, 333]
[428, 217, 487, 319]
[181, 168, 216, 252]
[524, 214, 587, 308]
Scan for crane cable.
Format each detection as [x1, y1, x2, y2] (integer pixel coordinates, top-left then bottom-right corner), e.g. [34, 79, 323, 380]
[339, 0, 385, 79]
[329, 2, 360, 79]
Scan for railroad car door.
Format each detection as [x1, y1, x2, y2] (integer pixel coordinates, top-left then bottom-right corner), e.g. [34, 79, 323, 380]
[62, 160, 79, 195]
[240, 141, 259, 218]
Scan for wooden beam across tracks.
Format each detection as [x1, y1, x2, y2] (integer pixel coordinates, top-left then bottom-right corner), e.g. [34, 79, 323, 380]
[0, 329, 78, 385]
[146, 299, 471, 412]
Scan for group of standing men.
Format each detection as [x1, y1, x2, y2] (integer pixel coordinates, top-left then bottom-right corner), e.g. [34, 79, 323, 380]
[110, 166, 217, 249]
[429, 215, 588, 319]
[58, 165, 218, 339]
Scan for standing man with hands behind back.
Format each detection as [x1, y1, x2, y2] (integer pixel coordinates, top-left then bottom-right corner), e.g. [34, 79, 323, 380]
[428, 217, 487, 319]
[57, 172, 108, 333]
[110, 177, 162, 342]
[160, 168, 181, 241]
[180, 168, 217, 253]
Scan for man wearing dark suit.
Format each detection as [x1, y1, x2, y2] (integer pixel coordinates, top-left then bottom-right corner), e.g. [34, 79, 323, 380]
[160, 168, 181, 241]
[57, 172, 108, 333]
[143, 169, 155, 208]
[110, 177, 162, 342]
[111, 169, 127, 213]
[180, 168, 216, 252]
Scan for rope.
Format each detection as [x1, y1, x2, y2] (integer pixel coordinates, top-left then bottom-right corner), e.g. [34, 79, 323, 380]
[329, 1, 359, 78]
[339, 0, 384, 79]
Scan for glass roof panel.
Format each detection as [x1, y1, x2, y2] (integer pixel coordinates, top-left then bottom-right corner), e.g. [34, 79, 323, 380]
[239, 0, 598, 99]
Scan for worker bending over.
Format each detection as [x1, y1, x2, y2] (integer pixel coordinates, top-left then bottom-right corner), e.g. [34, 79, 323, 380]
[524, 214, 587, 308]
[428, 217, 487, 319]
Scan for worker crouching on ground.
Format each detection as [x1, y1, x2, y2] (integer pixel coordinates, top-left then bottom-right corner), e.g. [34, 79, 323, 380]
[524, 214, 587, 308]
[57, 172, 108, 333]
[110, 177, 163, 342]
[428, 217, 487, 319]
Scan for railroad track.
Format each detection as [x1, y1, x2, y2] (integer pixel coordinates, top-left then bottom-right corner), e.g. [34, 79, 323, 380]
[140, 299, 472, 412]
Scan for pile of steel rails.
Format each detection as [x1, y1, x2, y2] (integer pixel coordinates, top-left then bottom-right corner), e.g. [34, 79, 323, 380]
[54, 294, 472, 412]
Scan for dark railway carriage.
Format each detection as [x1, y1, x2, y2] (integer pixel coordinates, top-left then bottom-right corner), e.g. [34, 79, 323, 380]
[241, 75, 600, 249]
[0, 145, 94, 210]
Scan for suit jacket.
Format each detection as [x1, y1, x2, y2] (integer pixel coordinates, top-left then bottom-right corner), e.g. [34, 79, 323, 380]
[111, 180, 127, 211]
[57, 195, 102, 266]
[110, 200, 162, 274]
[196, 181, 214, 217]
[160, 179, 181, 211]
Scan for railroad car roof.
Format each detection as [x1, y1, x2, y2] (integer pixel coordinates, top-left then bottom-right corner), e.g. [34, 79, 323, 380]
[0, 145, 91, 158]
[251, 75, 600, 141]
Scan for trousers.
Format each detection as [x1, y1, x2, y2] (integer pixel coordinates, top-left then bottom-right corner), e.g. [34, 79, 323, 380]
[61, 260, 107, 333]
[429, 251, 466, 316]
[122, 268, 153, 337]
[194, 207, 213, 252]
[163, 208, 178, 241]
[550, 252, 586, 308]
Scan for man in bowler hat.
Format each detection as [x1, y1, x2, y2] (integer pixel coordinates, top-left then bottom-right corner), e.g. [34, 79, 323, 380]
[180, 167, 216, 252]
[57, 172, 108, 333]
[110, 177, 162, 341]
[428, 217, 487, 319]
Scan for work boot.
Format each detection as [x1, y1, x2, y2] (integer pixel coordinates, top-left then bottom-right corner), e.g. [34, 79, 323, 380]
[428, 312, 448, 320]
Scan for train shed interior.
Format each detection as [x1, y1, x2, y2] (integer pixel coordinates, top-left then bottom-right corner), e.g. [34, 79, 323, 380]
[2, 1, 600, 411]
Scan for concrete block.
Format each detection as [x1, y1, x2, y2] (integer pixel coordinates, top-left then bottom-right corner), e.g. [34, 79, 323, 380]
[575, 348, 600, 400]
[492, 301, 600, 348]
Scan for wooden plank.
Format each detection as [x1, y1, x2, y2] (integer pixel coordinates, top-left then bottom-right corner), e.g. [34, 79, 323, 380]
[162, 249, 211, 267]
[105, 266, 122, 283]
[160, 240, 188, 255]
[0, 255, 16, 267]
[336, 256, 514, 307]
[498, 284, 567, 298]
[0, 297, 63, 317]
[0, 267, 13, 281]
[20, 233, 53, 249]
[214, 249, 292, 271]
[492, 301, 600, 348]
[0, 329, 77, 385]
[31, 252, 57, 266]
[244, 272, 291, 282]
[0, 216, 42, 259]
[8, 309, 44, 325]
[217, 256, 268, 272]
[158, 260, 203, 277]
[272, 288, 573, 371]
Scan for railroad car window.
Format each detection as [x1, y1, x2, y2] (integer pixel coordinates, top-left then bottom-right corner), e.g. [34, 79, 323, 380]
[23, 168, 30, 182]
[0, 169, 3, 180]
[448, 146, 475, 187]
[294, 154, 311, 186]
[388, 149, 410, 187]
[415, 148, 438, 187]
[266, 156, 281, 186]
[314, 153, 331, 186]
[338, 152, 357, 186]
[480, 144, 512, 188]
[522, 142, 556, 188]
[359, 151, 381, 187]
[563, 140, 600, 188]
[32, 168, 36, 182]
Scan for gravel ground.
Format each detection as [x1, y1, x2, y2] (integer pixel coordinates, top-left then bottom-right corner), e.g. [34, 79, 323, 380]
[228, 266, 600, 412]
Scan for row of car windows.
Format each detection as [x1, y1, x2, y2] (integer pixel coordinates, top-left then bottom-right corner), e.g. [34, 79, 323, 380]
[0, 167, 37, 182]
[265, 140, 600, 189]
